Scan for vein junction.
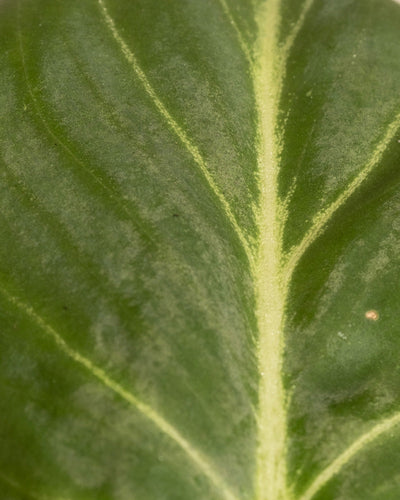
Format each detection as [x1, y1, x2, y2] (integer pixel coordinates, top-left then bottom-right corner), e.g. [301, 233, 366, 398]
[298, 411, 400, 500]
[252, 20, 400, 500]
[251, 0, 400, 497]
[14, 1, 400, 499]
[98, 0, 400, 498]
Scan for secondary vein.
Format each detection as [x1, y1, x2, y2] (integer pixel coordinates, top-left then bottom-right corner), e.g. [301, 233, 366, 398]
[0, 286, 238, 500]
[97, 0, 253, 264]
[298, 412, 400, 500]
[218, 0, 255, 69]
[16, 7, 142, 230]
[283, 110, 400, 285]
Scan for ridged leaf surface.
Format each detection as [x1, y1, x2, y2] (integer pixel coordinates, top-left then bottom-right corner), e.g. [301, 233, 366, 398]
[1, 1, 400, 499]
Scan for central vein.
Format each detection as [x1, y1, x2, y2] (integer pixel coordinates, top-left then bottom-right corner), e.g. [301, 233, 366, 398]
[253, 1, 289, 499]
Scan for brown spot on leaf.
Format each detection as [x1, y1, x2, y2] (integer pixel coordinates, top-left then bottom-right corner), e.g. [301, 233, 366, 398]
[365, 310, 379, 321]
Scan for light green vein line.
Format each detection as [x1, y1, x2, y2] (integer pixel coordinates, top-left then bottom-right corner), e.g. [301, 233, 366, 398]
[253, 0, 319, 497]
[253, 3, 400, 500]
[97, 0, 253, 264]
[283, 0, 316, 57]
[17, 25, 101, 185]
[0, 287, 237, 500]
[284, 111, 400, 284]
[253, 0, 288, 498]
[298, 412, 400, 500]
[16, 10, 136, 226]
[218, 0, 254, 68]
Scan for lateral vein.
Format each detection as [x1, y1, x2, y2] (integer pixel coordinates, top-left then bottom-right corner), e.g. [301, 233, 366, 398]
[0, 286, 238, 500]
[16, 10, 139, 227]
[218, 0, 255, 69]
[97, 0, 253, 263]
[283, 0, 316, 57]
[284, 111, 400, 283]
[298, 412, 400, 500]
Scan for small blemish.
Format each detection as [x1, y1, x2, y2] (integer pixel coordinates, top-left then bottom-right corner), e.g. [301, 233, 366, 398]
[337, 331, 347, 340]
[172, 213, 180, 218]
[365, 310, 379, 321]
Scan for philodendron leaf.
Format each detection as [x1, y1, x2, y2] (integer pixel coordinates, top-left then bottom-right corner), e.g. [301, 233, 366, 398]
[1, 0, 400, 499]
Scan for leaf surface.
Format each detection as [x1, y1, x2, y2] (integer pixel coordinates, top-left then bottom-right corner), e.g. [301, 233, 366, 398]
[1, 1, 400, 499]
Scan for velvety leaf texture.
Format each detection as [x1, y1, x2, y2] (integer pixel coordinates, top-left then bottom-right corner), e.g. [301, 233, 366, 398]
[1, 0, 400, 499]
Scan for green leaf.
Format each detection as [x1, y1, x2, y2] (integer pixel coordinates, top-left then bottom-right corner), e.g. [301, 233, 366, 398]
[1, 0, 400, 499]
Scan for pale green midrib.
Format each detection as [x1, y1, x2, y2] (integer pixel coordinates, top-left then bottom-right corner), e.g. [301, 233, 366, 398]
[253, 1, 287, 499]
[253, 1, 319, 499]
[283, 111, 400, 286]
[97, 0, 253, 266]
[95, 0, 400, 498]
[0, 286, 238, 500]
[298, 412, 400, 500]
[9, 0, 400, 498]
